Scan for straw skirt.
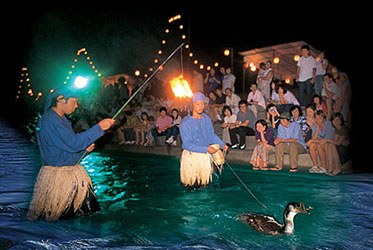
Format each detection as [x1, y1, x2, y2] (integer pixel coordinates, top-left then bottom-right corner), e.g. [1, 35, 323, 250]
[180, 149, 213, 188]
[27, 164, 99, 221]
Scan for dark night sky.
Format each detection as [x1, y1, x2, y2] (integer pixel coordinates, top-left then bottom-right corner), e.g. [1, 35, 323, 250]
[4, 4, 361, 109]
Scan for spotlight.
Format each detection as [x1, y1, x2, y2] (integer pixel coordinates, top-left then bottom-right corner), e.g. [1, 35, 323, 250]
[74, 76, 88, 89]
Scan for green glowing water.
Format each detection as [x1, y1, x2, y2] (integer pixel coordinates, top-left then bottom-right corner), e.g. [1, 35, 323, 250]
[73, 150, 367, 249]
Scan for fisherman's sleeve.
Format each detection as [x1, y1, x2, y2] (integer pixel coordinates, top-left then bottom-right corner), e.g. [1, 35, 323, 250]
[45, 118, 104, 153]
[180, 119, 208, 153]
[206, 116, 225, 148]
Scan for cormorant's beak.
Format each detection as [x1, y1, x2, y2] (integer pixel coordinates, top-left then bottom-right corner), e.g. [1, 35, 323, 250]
[296, 202, 313, 214]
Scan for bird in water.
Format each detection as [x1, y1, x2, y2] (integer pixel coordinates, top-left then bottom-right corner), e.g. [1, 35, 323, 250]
[238, 202, 312, 235]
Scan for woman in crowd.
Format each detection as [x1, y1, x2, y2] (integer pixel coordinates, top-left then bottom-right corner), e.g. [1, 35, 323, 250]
[250, 119, 275, 170]
[307, 110, 335, 174]
[272, 84, 299, 114]
[266, 103, 280, 137]
[221, 105, 237, 145]
[324, 113, 351, 176]
[312, 94, 327, 113]
[165, 108, 182, 146]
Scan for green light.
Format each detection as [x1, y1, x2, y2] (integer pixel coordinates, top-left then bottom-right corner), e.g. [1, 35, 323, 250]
[74, 76, 88, 89]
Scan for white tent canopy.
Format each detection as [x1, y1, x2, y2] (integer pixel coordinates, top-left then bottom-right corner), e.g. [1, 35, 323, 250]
[239, 41, 329, 82]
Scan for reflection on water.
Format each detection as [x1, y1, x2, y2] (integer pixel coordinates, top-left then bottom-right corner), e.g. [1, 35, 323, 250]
[1, 119, 373, 249]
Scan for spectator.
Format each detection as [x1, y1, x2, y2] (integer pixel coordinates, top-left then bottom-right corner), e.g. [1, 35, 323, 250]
[266, 104, 280, 134]
[117, 111, 140, 145]
[206, 91, 220, 123]
[151, 107, 173, 146]
[165, 108, 182, 146]
[144, 116, 155, 146]
[204, 68, 221, 93]
[225, 88, 241, 114]
[270, 80, 280, 104]
[304, 103, 316, 143]
[296, 45, 316, 107]
[272, 113, 307, 172]
[326, 113, 351, 175]
[215, 88, 226, 104]
[273, 84, 300, 114]
[134, 112, 150, 145]
[334, 72, 351, 122]
[307, 110, 335, 174]
[222, 67, 236, 93]
[134, 102, 149, 121]
[250, 119, 275, 170]
[257, 60, 273, 102]
[290, 105, 308, 136]
[247, 82, 266, 119]
[192, 70, 204, 93]
[256, 62, 266, 86]
[321, 73, 339, 120]
[314, 51, 328, 96]
[221, 105, 237, 145]
[312, 94, 327, 113]
[229, 100, 256, 150]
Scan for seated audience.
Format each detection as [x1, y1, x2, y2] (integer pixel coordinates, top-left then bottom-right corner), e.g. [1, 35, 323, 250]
[221, 105, 237, 145]
[151, 107, 173, 146]
[272, 113, 307, 172]
[272, 83, 299, 114]
[250, 119, 275, 170]
[307, 110, 335, 174]
[325, 113, 351, 176]
[225, 88, 241, 114]
[229, 100, 256, 150]
[165, 108, 182, 146]
[247, 82, 266, 119]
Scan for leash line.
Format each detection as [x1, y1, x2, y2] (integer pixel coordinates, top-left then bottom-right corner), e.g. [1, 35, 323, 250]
[224, 160, 274, 215]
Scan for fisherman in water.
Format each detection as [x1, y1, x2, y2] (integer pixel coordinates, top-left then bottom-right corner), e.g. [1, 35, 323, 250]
[179, 92, 229, 188]
[27, 86, 115, 221]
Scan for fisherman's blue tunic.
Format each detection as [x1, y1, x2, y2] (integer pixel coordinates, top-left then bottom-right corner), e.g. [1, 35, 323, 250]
[36, 109, 104, 166]
[180, 113, 225, 153]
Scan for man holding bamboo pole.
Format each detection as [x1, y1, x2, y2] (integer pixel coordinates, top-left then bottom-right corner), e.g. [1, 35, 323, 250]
[27, 86, 115, 221]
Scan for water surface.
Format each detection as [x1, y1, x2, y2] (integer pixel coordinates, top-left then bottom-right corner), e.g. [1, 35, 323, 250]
[0, 119, 372, 249]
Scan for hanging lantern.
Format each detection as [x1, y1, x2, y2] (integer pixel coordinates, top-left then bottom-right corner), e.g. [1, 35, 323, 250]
[294, 55, 300, 62]
[273, 57, 280, 64]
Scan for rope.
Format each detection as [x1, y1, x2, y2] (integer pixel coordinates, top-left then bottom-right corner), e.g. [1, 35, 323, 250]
[220, 150, 274, 215]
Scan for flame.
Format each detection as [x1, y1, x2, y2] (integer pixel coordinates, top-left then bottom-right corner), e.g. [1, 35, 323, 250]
[170, 75, 193, 98]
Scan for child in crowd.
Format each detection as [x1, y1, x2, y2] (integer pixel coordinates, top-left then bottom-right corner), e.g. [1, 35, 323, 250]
[144, 116, 155, 146]
[134, 112, 150, 145]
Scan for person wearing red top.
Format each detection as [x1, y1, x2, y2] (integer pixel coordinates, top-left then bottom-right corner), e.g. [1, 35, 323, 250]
[151, 107, 173, 145]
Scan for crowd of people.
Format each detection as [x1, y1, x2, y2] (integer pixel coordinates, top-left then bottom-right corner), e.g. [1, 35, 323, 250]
[66, 45, 352, 176]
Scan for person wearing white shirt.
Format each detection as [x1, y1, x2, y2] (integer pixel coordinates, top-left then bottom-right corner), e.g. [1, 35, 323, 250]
[225, 88, 241, 115]
[221, 105, 237, 145]
[247, 83, 266, 119]
[257, 61, 273, 102]
[296, 45, 316, 107]
[273, 84, 300, 114]
[321, 73, 339, 120]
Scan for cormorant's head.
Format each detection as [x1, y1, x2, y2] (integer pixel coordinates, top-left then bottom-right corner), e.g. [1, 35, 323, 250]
[285, 202, 312, 217]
